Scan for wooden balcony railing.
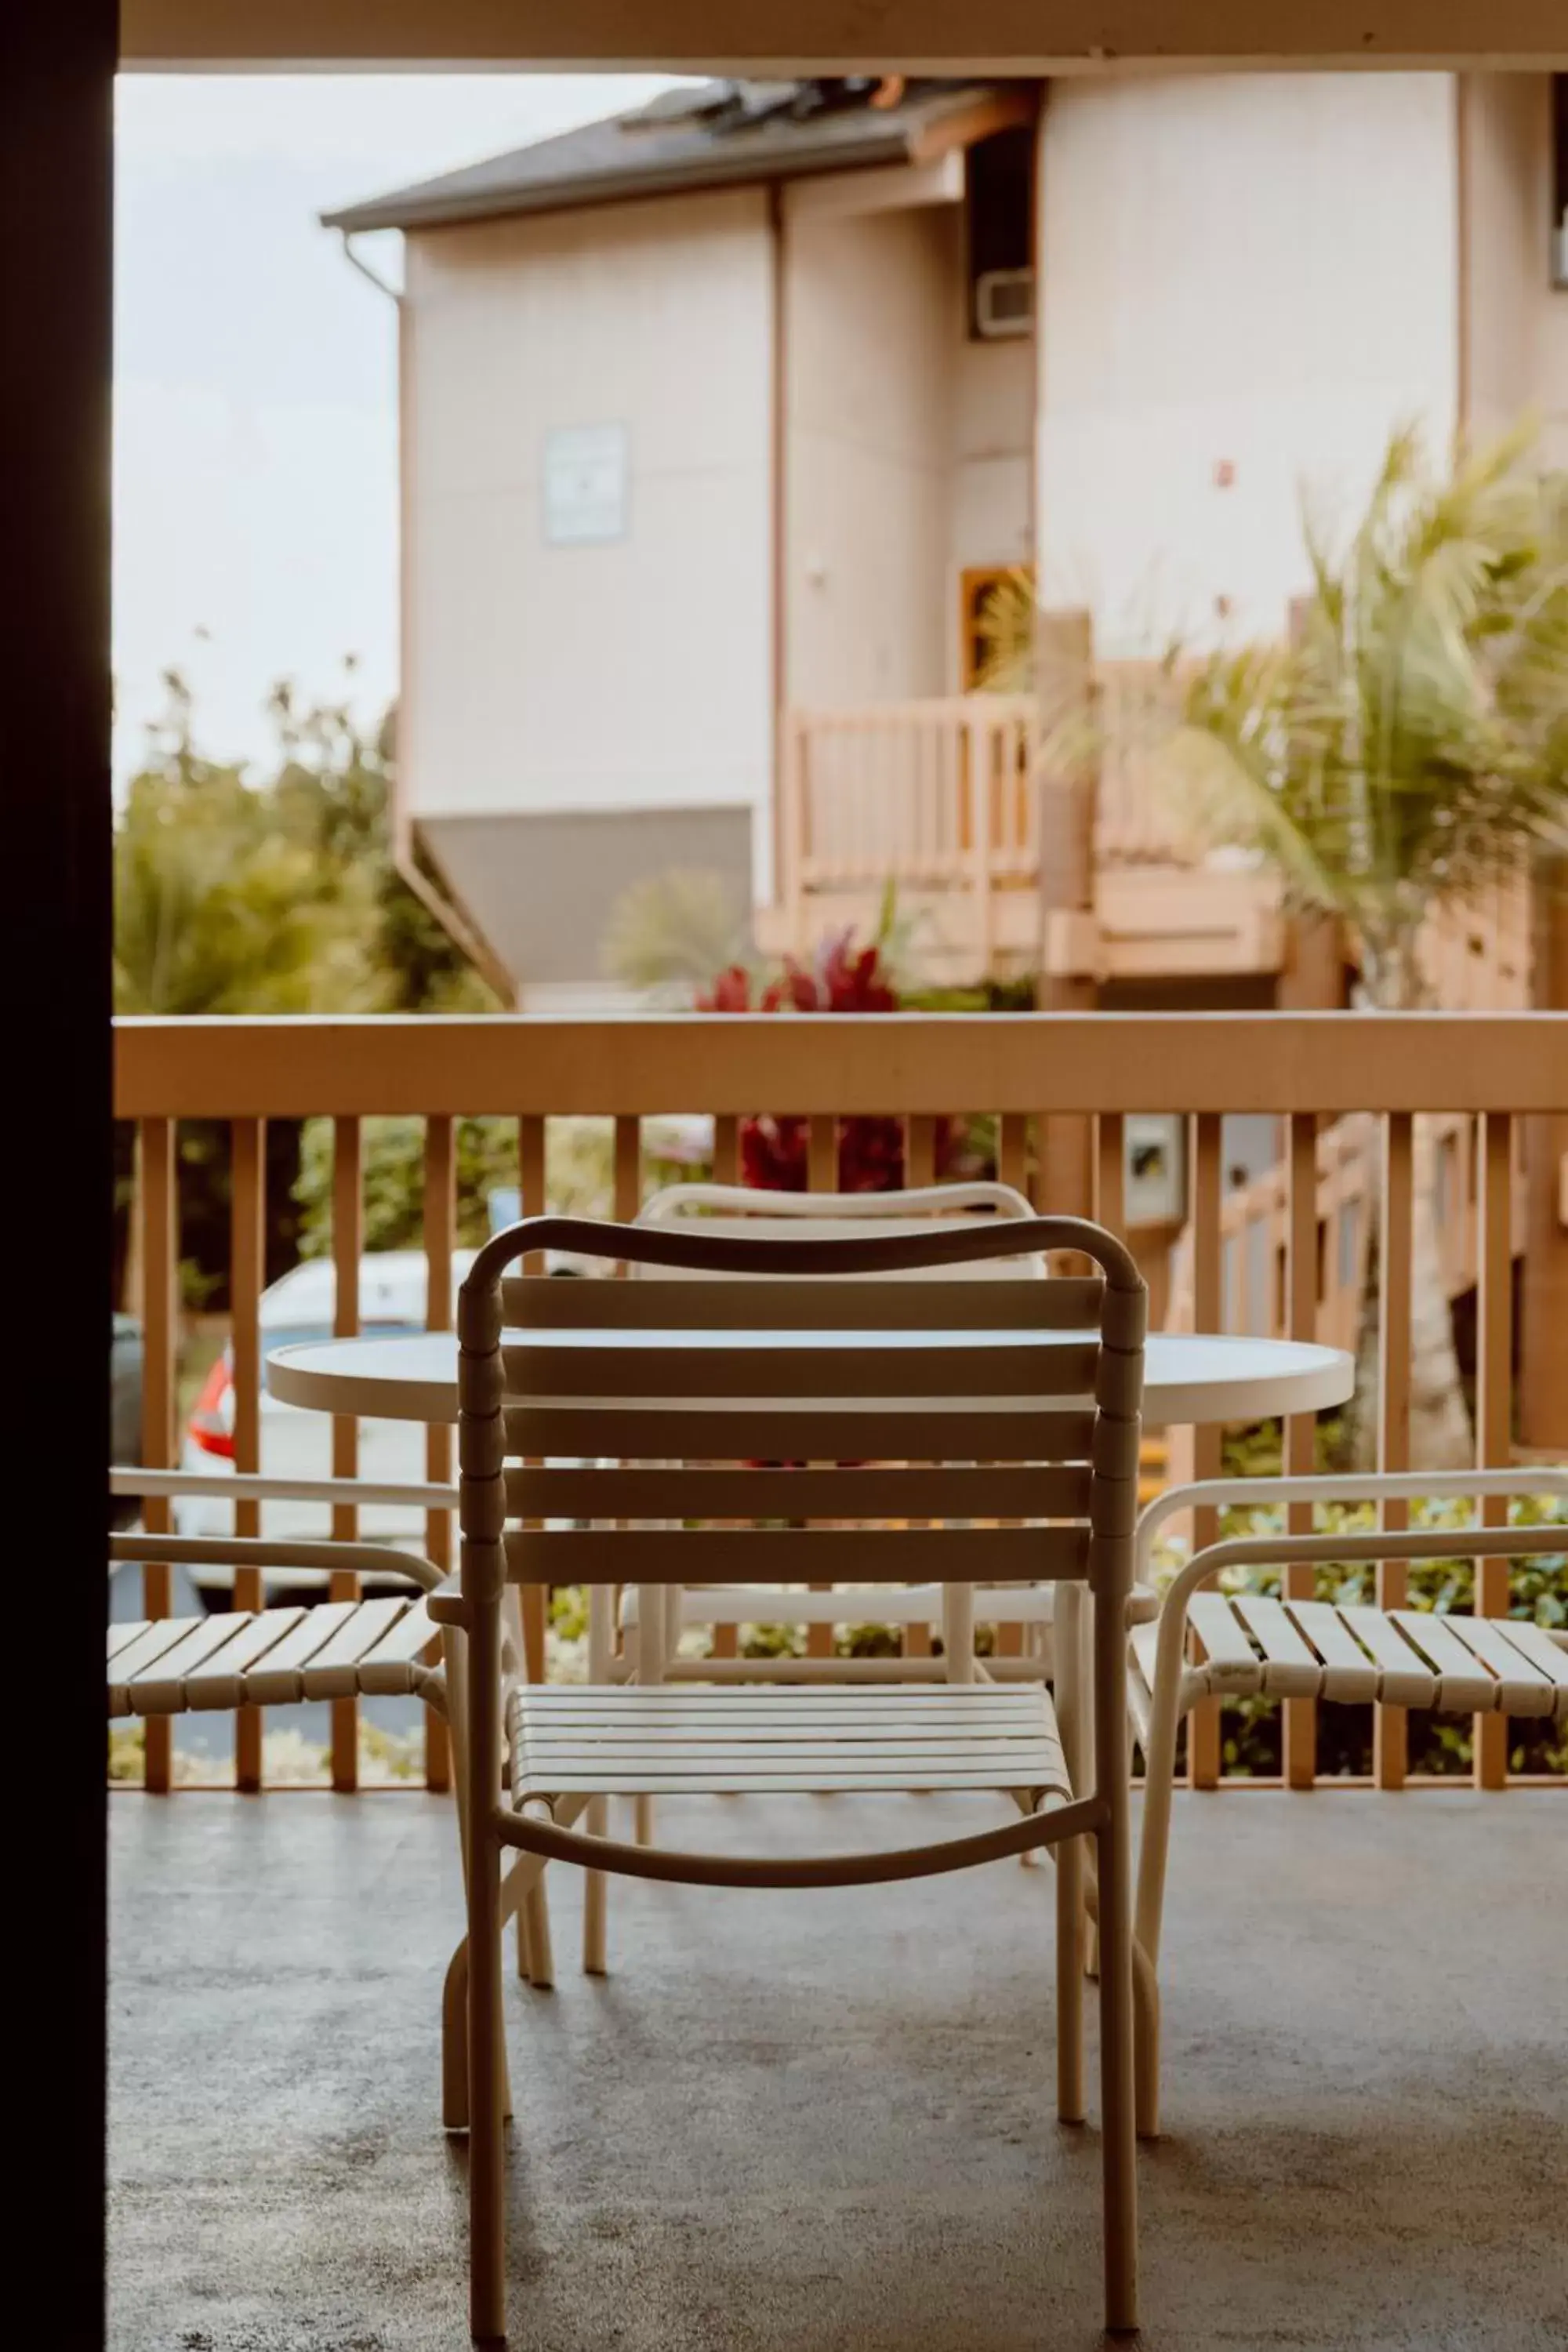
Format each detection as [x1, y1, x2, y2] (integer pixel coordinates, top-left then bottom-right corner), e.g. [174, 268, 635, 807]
[115, 1012, 1566, 1800]
[771, 693, 1534, 1007]
[1167, 1112, 1529, 1356]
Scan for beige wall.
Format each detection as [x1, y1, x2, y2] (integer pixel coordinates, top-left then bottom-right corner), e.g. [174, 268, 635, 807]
[951, 328, 1035, 593]
[781, 196, 956, 709]
[1461, 74, 1568, 465]
[402, 188, 773, 859]
[1036, 74, 1464, 654]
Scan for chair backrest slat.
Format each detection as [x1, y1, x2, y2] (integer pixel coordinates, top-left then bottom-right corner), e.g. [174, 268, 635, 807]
[503, 1462, 1093, 1522]
[502, 1403, 1098, 1463]
[503, 1525, 1091, 1587]
[501, 1334, 1102, 1401]
[503, 1275, 1098, 1330]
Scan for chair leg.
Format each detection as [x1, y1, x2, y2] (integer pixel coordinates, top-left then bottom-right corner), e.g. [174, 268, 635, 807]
[1095, 1818, 1139, 2336]
[446, 1851, 554, 2132]
[522, 1879, 554, 1991]
[1133, 1941, 1161, 2142]
[443, 1938, 470, 2132]
[633, 1794, 655, 1846]
[1054, 1820, 1086, 2125]
[583, 1795, 608, 1974]
[465, 1557, 512, 2341]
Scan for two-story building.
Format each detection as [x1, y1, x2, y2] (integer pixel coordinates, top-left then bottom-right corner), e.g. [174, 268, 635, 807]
[326, 71, 1567, 1006]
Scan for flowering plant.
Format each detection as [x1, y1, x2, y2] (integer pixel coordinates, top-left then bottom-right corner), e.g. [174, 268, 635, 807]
[699, 931, 916, 1191]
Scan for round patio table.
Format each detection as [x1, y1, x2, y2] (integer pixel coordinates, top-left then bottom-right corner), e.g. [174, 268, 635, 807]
[267, 1326, 1355, 1428]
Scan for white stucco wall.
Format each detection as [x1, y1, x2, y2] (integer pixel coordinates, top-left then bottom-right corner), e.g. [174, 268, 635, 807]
[1036, 74, 1464, 654]
[781, 197, 955, 708]
[401, 187, 773, 829]
[1461, 74, 1568, 466]
[950, 327, 1035, 590]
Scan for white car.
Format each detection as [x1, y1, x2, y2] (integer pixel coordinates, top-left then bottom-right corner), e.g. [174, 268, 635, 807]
[175, 1249, 479, 1595]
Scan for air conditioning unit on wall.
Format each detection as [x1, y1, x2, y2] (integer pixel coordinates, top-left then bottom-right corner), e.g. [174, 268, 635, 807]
[974, 267, 1034, 339]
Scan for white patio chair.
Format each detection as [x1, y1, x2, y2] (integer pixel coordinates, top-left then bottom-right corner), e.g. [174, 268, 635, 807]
[447, 1210, 1146, 2341]
[1123, 1465, 1568, 2138]
[107, 1467, 546, 2122]
[611, 1179, 1054, 1687]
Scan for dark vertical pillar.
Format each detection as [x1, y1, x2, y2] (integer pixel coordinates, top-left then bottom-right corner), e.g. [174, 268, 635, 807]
[3, 6, 115, 2345]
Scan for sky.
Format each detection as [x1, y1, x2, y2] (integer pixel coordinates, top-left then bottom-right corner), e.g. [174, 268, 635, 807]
[113, 74, 683, 783]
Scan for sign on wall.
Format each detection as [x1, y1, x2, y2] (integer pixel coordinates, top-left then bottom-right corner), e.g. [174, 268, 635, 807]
[543, 423, 629, 546]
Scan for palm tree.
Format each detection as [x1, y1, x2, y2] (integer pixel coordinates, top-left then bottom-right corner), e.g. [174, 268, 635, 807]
[1155, 424, 1568, 1464]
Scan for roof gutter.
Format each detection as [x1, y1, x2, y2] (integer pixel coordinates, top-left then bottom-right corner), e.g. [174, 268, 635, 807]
[339, 226, 401, 301]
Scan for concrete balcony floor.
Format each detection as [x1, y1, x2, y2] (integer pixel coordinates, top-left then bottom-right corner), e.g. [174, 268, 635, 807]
[111, 1788, 1566, 2350]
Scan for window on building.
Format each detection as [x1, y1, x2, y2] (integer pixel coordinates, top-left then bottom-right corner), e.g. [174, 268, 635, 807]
[967, 126, 1034, 339]
[1554, 74, 1567, 289]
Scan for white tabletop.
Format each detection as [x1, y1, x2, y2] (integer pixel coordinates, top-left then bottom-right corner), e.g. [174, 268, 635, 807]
[267, 1327, 1354, 1428]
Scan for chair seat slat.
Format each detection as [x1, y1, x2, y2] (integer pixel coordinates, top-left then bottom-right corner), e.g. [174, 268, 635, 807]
[1334, 1606, 1439, 1709]
[617, 1583, 1057, 1629]
[106, 1615, 203, 1708]
[510, 1682, 1071, 1803]
[179, 1606, 311, 1710]
[126, 1610, 267, 1715]
[236, 1599, 364, 1705]
[297, 1597, 412, 1699]
[1388, 1610, 1503, 1713]
[1483, 1616, 1568, 1712]
[1437, 1613, 1559, 1716]
[1231, 1595, 1323, 1698]
[1185, 1594, 1262, 1691]
[1283, 1600, 1381, 1704]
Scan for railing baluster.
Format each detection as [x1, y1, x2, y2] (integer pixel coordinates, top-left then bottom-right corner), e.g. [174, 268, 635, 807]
[906, 1112, 935, 1189]
[1092, 1113, 1126, 1234]
[138, 1118, 176, 1794]
[613, 1114, 641, 1225]
[1475, 1110, 1514, 1791]
[804, 1113, 837, 1656]
[707, 1112, 743, 1659]
[1188, 1112, 1224, 1789]
[993, 1111, 1031, 1657]
[999, 1112, 1029, 1200]
[1377, 1112, 1413, 1790]
[230, 1118, 266, 1793]
[1283, 1112, 1319, 1789]
[423, 1116, 455, 1792]
[517, 1115, 549, 1685]
[329, 1115, 362, 1792]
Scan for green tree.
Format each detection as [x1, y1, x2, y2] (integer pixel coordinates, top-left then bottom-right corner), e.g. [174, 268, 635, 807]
[1156, 426, 1568, 1464]
[114, 668, 494, 1305]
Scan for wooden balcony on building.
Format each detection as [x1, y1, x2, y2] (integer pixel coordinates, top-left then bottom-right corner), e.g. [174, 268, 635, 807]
[757, 694, 1290, 988]
[757, 695, 1535, 1009]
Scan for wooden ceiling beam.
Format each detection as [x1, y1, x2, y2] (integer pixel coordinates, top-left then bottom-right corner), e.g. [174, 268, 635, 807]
[119, 2, 1568, 72]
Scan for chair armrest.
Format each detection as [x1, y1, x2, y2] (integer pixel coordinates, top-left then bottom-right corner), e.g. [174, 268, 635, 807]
[428, 1574, 469, 1628]
[108, 1531, 447, 1593]
[110, 1466, 457, 1510]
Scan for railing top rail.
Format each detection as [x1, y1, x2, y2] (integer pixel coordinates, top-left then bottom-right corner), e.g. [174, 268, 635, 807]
[789, 695, 1038, 727]
[114, 1012, 1567, 1122]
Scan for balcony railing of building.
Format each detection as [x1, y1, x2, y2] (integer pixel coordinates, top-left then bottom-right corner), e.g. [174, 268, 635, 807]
[115, 1011, 1566, 1802]
[768, 688, 1534, 1004]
